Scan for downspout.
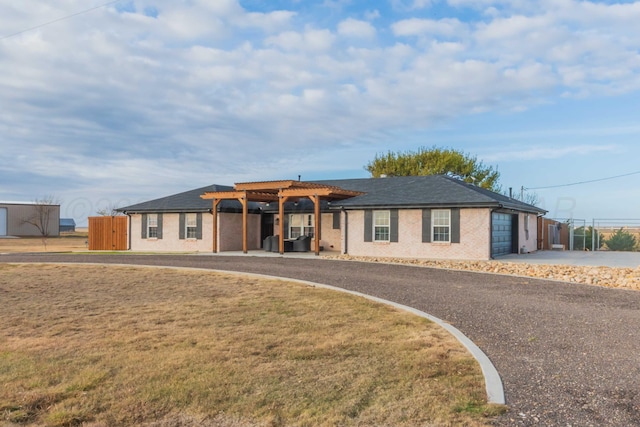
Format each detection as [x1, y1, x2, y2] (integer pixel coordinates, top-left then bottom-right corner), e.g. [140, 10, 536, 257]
[124, 212, 131, 250]
[537, 212, 545, 252]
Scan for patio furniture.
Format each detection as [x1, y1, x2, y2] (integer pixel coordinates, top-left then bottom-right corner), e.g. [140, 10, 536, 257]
[270, 236, 280, 252]
[263, 236, 272, 251]
[292, 235, 311, 252]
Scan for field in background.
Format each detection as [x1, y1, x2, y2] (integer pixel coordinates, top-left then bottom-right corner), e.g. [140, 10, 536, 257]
[0, 231, 88, 253]
[0, 264, 501, 426]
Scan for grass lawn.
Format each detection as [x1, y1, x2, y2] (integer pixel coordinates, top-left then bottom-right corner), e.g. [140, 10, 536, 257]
[0, 264, 503, 426]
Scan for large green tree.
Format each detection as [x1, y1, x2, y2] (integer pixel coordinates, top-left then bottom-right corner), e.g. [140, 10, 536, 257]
[365, 146, 501, 191]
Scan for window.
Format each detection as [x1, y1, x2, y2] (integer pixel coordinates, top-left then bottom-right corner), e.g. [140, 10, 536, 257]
[147, 214, 158, 238]
[432, 209, 450, 242]
[289, 214, 314, 238]
[373, 210, 390, 242]
[185, 213, 197, 239]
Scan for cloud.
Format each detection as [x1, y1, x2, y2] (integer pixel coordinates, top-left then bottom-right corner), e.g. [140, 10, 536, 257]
[265, 28, 335, 51]
[392, 18, 468, 38]
[2, 0, 640, 223]
[481, 144, 619, 162]
[391, 0, 434, 11]
[337, 18, 376, 39]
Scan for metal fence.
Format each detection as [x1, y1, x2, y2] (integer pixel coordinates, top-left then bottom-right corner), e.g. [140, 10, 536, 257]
[591, 218, 640, 251]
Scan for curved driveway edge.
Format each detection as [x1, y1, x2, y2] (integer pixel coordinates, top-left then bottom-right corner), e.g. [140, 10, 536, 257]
[1, 253, 639, 426]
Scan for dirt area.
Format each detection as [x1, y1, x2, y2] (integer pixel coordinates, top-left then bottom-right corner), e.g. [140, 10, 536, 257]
[0, 234, 88, 253]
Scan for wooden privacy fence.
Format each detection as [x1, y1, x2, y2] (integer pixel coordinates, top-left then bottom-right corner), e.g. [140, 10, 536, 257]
[88, 216, 128, 250]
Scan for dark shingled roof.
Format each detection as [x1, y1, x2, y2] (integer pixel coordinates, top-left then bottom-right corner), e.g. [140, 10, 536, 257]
[117, 176, 546, 215]
[313, 175, 546, 214]
[116, 184, 261, 213]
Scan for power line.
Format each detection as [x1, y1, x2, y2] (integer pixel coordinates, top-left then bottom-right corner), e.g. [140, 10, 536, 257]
[525, 170, 640, 191]
[0, 1, 121, 41]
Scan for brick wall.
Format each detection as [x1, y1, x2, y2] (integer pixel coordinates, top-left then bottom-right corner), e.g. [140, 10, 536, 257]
[218, 212, 261, 251]
[346, 208, 492, 260]
[129, 213, 214, 252]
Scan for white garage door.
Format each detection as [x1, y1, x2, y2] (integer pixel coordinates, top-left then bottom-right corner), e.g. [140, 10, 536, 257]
[0, 208, 6, 236]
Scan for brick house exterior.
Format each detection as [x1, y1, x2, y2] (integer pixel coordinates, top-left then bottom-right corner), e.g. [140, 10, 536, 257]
[117, 176, 546, 260]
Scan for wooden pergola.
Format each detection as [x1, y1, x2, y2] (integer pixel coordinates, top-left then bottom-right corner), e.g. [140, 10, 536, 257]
[201, 180, 363, 255]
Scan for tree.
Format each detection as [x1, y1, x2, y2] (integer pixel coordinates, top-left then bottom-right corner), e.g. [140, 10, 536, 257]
[573, 226, 604, 251]
[604, 228, 637, 252]
[505, 187, 540, 206]
[21, 195, 59, 250]
[96, 203, 125, 217]
[365, 146, 501, 191]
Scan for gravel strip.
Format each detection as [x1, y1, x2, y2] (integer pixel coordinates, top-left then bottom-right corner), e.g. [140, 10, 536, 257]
[324, 254, 640, 290]
[2, 253, 639, 426]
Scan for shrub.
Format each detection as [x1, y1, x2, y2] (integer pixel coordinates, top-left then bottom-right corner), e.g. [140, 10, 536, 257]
[604, 228, 637, 252]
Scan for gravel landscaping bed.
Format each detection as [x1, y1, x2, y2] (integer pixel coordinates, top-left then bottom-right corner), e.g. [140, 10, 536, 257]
[324, 255, 640, 291]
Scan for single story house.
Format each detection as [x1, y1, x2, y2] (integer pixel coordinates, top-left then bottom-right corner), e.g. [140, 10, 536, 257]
[0, 202, 60, 237]
[116, 175, 546, 260]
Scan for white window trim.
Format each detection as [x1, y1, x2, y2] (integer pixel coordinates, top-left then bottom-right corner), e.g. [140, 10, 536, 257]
[185, 213, 197, 239]
[373, 210, 390, 242]
[147, 214, 158, 239]
[289, 213, 315, 238]
[431, 209, 451, 243]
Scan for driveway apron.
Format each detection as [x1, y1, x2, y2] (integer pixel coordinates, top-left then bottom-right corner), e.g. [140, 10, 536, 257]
[2, 253, 639, 426]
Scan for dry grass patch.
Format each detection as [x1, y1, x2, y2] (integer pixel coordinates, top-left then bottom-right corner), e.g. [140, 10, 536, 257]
[0, 264, 502, 426]
[0, 234, 88, 253]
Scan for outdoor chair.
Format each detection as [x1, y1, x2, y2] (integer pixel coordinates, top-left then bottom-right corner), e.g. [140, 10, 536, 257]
[263, 236, 272, 251]
[270, 236, 280, 252]
[292, 235, 311, 252]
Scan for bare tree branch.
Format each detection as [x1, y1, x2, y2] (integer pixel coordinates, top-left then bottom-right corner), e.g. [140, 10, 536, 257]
[20, 195, 60, 250]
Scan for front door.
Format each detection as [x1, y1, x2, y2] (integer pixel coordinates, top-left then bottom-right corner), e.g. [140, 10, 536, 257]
[261, 213, 274, 247]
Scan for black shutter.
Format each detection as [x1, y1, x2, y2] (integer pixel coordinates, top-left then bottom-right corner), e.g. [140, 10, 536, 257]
[364, 210, 372, 242]
[333, 212, 340, 229]
[196, 213, 203, 240]
[451, 208, 460, 243]
[179, 213, 185, 240]
[141, 214, 147, 239]
[157, 213, 163, 239]
[390, 209, 399, 242]
[422, 209, 431, 243]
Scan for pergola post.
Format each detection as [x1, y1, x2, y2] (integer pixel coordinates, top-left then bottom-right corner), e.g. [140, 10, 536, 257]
[211, 199, 221, 253]
[278, 194, 289, 254]
[312, 194, 321, 255]
[239, 193, 248, 254]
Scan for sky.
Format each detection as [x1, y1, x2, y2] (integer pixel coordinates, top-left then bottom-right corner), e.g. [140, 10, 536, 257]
[2, 0, 640, 226]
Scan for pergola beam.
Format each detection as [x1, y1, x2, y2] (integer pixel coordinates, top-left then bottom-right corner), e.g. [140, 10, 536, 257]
[200, 180, 364, 255]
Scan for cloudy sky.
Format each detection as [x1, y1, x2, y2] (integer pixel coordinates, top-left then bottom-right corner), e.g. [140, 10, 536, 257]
[2, 0, 640, 225]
